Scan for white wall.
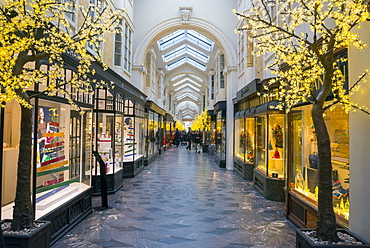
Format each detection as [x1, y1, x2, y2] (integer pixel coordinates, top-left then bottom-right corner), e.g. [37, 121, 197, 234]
[348, 21, 370, 243]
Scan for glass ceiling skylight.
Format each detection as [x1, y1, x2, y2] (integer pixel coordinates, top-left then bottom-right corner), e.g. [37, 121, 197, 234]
[158, 30, 214, 52]
[171, 74, 203, 82]
[177, 93, 198, 101]
[163, 44, 209, 64]
[173, 78, 201, 88]
[166, 56, 206, 71]
[174, 83, 201, 92]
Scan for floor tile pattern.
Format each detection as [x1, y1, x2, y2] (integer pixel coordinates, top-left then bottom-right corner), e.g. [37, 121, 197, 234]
[52, 147, 296, 248]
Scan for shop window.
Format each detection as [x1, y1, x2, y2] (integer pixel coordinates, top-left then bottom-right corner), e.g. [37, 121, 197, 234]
[216, 111, 226, 159]
[290, 104, 350, 221]
[255, 114, 285, 178]
[33, 101, 91, 219]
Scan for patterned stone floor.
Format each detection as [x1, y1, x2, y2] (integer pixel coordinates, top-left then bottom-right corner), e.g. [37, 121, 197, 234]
[52, 146, 296, 248]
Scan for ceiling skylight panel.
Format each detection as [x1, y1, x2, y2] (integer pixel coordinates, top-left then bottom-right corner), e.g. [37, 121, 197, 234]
[165, 57, 206, 71]
[175, 83, 200, 92]
[177, 93, 198, 101]
[163, 45, 187, 63]
[187, 30, 214, 52]
[187, 45, 209, 63]
[173, 78, 201, 87]
[158, 30, 186, 51]
[166, 57, 187, 71]
[189, 74, 203, 82]
[187, 57, 206, 71]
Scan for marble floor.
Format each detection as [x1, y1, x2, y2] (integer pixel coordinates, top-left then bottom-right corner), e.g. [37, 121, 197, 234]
[52, 146, 296, 248]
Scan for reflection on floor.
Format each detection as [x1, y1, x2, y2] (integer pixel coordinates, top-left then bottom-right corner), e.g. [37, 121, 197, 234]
[52, 146, 296, 248]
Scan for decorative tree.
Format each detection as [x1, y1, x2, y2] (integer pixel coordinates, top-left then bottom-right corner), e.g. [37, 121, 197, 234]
[190, 110, 210, 131]
[0, 0, 122, 231]
[234, 0, 369, 242]
[271, 123, 283, 148]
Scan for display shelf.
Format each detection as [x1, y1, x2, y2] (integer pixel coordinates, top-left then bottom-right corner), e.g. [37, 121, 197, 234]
[1, 182, 90, 220]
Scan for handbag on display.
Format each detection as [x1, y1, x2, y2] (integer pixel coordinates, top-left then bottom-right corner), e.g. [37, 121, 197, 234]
[309, 152, 319, 169]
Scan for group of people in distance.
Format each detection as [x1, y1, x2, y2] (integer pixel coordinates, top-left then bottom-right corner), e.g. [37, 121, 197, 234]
[173, 129, 202, 153]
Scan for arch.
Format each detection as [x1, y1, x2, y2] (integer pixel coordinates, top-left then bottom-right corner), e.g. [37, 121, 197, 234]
[175, 101, 200, 114]
[133, 17, 237, 70]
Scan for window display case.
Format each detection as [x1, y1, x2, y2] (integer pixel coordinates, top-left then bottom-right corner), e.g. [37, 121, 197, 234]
[233, 109, 255, 180]
[1, 97, 93, 243]
[287, 104, 350, 227]
[253, 101, 285, 202]
[92, 89, 123, 195]
[215, 110, 226, 168]
[144, 106, 165, 165]
[122, 100, 145, 178]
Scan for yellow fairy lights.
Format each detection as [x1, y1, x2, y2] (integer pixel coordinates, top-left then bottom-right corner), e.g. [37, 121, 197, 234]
[0, 0, 125, 108]
[233, 0, 370, 114]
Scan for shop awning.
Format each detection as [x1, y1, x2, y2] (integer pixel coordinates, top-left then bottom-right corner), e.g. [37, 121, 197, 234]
[234, 110, 246, 119]
[254, 100, 282, 115]
[243, 107, 255, 118]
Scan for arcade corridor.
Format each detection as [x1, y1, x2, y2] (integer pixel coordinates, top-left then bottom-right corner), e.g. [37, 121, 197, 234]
[52, 147, 296, 248]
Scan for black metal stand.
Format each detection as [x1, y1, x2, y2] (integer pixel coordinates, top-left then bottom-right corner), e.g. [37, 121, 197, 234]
[92, 151, 109, 210]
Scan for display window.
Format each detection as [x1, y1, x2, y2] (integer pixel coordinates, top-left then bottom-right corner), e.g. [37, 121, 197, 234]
[122, 100, 145, 162]
[234, 117, 255, 163]
[255, 113, 285, 178]
[290, 104, 350, 221]
[94, 89, 123, 176]
[2, 99, 92, 220]
[234, 118, 245, 160]
[216, 111, 226, 160]
[146, 110, 159, 157]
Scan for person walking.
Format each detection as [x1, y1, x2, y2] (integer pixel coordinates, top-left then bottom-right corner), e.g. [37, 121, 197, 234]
[186, 131, 192, 150]
[174, 128, 180, 147]
[193, 131, 202, 153]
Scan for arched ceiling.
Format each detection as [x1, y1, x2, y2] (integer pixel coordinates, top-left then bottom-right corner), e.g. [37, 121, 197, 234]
[152, 29, 219, 121]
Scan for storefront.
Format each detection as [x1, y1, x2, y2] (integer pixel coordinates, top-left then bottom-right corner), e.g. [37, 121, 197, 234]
[145, 100, 166, 166]
[285, 50, 349, 228]
[92, 87, 124, 195]
[1, 60, 94, 244]
[233, 79, 285, 201]
[122, 99, 146, 178]
[90, 64, 147, 180]
[214, 101, 226, 168]
[286, 103, 350, 228]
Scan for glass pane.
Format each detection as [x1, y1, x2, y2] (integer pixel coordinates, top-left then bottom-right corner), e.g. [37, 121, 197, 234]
[234, 118, 244, 161]
[136, 117, 145, 158]
[267, 114, 284, 178]
[34, 101, 91, 219]
[255, 116, 267, 172]
[115, 114, 123, 171]
[245, 118, 255, 163]
[97, 113, 114, 175]
[123, 116, 135, 162]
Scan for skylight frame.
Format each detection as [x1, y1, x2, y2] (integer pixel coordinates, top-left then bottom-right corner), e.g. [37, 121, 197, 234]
[172, 78, 201, 88]
[171, 74, 203, 82]
[174, 83, 201, 92]
[163, 44, 209, 64]
[166, 56, 206, 71]
[158, 30, 214, 53]
[177, 93, 198, 101]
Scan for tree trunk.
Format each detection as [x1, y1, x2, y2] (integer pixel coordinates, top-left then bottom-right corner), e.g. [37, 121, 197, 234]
[312, 102, 339, 243]
[11, 104, 34, 231]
